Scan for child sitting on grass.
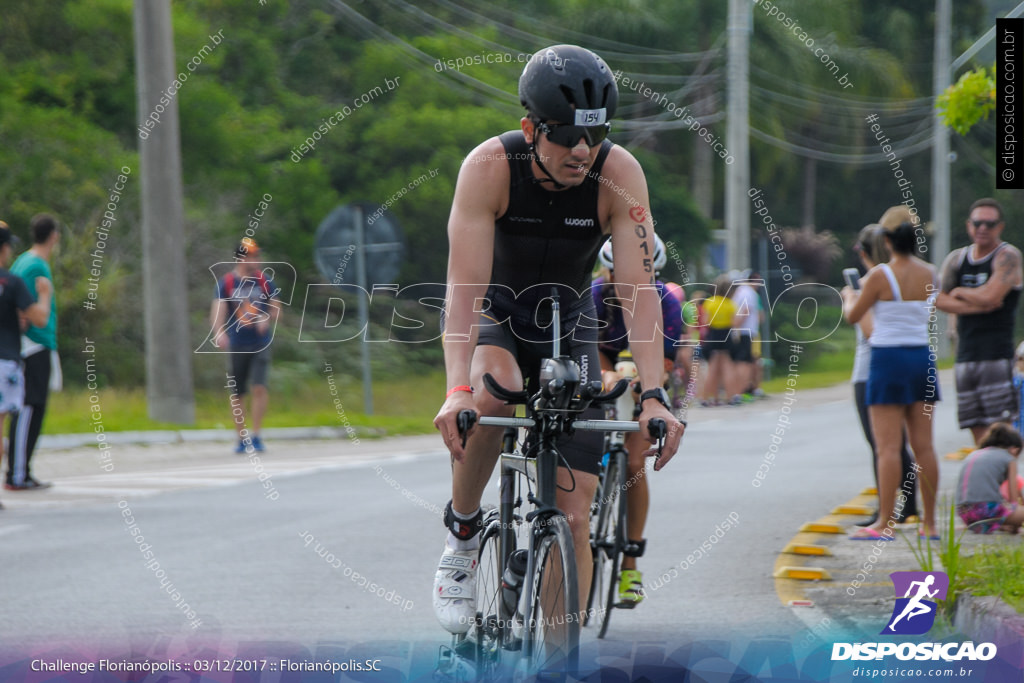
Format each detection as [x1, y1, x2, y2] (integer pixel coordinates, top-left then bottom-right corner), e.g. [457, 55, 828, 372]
[956, 422, 1024, 534]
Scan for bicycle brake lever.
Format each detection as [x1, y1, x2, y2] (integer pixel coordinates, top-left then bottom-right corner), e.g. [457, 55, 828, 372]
[456, 409, 477, 449]
[648, 417, 667, 458]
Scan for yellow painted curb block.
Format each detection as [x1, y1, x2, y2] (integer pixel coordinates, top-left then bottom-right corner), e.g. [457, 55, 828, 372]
[861, 487, 877, 495]
[782, 543, 833, 557]
[799, 522, 845, 534]
[773, 566, 833, 581]
[831, 505, 874, 516]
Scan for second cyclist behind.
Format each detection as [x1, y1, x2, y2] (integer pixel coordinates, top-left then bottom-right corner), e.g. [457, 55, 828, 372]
[591, 235, 686, 606]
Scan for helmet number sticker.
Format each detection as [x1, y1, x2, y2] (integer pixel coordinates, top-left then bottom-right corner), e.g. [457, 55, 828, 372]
[575, 108, 606, 125]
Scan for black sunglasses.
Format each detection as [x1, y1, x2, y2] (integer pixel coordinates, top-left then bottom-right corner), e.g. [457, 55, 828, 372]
[971, 219, 1000, 229]
[536, 121, 611, 148]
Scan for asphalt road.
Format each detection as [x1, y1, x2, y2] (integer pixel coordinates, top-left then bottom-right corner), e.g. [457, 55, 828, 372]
[0, 371, 970, 676]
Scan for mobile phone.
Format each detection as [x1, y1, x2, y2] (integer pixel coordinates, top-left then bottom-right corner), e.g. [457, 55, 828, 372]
[843, 268, 861, 290]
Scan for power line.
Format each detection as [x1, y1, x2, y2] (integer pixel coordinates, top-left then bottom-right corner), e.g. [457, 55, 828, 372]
[750, 64, 933, 109]
[325, 0, 522, 114]
[423, 0, 724, 61]
[750, 125, 934, 164]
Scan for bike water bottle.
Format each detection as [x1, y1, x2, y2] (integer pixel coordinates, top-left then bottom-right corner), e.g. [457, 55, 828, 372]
[614, 351, 638, 380]
[501, 549, 529, 617]
[614, 351, 638, 421]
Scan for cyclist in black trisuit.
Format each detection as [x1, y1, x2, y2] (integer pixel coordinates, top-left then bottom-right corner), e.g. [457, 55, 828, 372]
[432, 44, 684, 634]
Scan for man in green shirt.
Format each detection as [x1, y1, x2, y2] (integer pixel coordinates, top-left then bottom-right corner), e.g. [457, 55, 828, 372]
[5, 214, 59, 491]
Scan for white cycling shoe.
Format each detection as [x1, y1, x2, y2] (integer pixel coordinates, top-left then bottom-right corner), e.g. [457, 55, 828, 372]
[433, 543, 478, 634]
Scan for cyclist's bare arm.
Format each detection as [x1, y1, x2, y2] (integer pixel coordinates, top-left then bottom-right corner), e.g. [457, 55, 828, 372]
[600, 147, 684, 468]
[434, 137, 508, 460]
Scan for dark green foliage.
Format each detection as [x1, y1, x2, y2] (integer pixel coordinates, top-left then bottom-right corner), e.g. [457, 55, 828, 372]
[0, 0, 1001, 393]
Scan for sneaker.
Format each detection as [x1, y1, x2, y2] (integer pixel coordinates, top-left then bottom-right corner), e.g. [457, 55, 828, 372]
[4, 477, 51, 491]
[433, 543, 478, 634]
[752, 388, 767, 399]
[234, 439, 249, 454]
[617, 569, 644, 607]
[728, 395, 744, 406]
[251, 435, 266, 453]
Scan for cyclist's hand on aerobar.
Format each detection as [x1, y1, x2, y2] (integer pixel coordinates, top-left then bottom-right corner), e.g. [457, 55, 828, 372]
[638, 404, 684, 471]
[434, 392, 477, 462]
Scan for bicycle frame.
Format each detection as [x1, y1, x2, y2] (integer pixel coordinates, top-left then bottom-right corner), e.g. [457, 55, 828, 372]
[441, 291, 663, 680]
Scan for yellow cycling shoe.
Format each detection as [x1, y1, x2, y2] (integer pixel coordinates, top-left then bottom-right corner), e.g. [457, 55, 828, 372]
[617, 569, 645, 608]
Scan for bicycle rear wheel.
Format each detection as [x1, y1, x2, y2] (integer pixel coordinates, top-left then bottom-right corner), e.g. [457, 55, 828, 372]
[519, 514, 579, 679]
[586, 450, 623, 636]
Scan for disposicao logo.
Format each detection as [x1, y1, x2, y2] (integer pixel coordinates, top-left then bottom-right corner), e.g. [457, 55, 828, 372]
[883, 571, 948, 635]
[831, 571, 997, 662]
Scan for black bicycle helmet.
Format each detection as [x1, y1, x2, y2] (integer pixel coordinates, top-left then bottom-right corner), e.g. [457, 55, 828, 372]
[519, 45, 618, 124]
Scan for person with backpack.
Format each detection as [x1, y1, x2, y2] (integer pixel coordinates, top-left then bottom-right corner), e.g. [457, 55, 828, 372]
[210, 239, 279, 454]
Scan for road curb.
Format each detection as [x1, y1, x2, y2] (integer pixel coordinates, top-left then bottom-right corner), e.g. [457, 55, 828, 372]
[37, 425, 390, 450]
[778, 485, 1024, 654]
[955, 593, 1024, 670]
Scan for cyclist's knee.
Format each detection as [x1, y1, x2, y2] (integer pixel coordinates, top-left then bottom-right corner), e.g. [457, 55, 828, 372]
[562, 500, 591, 540]
[627, 451, 648, 476]
[474, 387, 515, 417]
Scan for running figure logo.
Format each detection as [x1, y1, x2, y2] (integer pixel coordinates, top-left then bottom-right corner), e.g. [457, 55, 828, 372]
[882, 571, 949, 635]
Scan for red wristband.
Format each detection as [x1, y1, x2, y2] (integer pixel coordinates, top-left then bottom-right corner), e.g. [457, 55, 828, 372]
[446, 385, 474, 399]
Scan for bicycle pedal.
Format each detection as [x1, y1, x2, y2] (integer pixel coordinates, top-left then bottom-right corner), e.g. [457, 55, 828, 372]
[435, 644, 476, 682]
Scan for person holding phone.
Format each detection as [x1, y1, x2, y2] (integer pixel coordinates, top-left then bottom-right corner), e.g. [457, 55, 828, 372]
[842, 217, 939, 540]
[847, 222, 918, 527]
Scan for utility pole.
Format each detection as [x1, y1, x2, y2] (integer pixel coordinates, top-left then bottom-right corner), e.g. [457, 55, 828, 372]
[133, 0, 195, 423]
[725, 0, 752, 271]
[932, 0, 952, 358]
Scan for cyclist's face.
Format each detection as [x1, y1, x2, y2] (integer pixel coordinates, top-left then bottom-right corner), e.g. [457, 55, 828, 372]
[522, 118, 600, 187]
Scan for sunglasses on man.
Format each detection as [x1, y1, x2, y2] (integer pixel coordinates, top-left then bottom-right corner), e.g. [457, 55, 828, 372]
[536, 121, 611, 148]
[970, 219, 1001, 230]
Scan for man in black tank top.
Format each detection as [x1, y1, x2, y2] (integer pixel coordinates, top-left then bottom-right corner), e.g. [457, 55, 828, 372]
[430, 45, 684, 636]
[937, 198, 1024, 443]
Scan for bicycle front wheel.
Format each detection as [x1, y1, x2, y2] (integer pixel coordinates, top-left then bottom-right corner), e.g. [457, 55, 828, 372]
[597, 451, 626, 638]
[520, 514, 579, 678]
[473, 515, 507, 680]
[587, 450, 623, 637]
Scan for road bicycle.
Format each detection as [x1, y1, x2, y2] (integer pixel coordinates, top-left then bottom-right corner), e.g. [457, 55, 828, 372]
[584, 353, 638, 639]
[435, 293, 665, 681]
[585, 352, 687, 639]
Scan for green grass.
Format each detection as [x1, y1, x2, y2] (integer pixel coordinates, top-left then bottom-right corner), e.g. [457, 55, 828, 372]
[45, 350, 959, 437]
[44, 371, 446, 436]
[959, 542, 1024, 613]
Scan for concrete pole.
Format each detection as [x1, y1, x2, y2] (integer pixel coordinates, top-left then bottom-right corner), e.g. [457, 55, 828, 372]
[133, 0, 195, 423]
[725, 0, 752, 271]
[353, 207, 373, 415]
[932, 0, 952, 358]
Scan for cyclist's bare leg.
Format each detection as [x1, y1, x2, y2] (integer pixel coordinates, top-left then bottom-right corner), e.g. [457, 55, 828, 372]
[450, 345, 521, 515]
[556, 468, 599, 614]
[621, 430, 649, 572]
